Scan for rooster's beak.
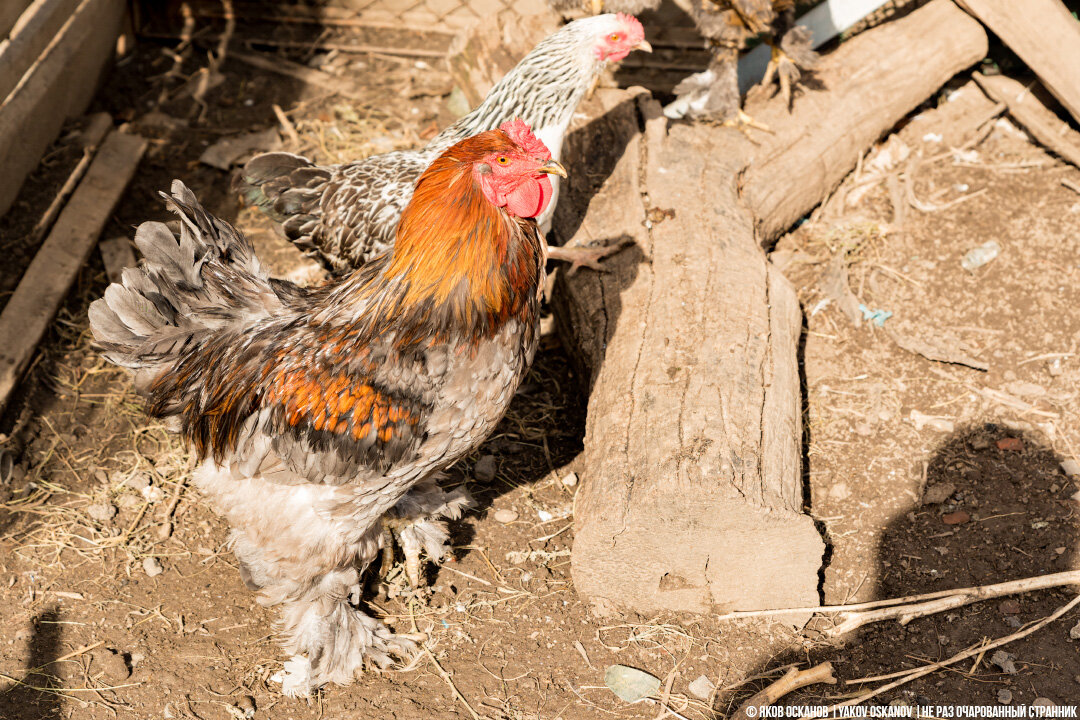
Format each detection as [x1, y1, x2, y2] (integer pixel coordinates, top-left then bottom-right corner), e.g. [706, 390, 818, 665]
[636, 40, 653, 53]
[538, 159, 568, 178]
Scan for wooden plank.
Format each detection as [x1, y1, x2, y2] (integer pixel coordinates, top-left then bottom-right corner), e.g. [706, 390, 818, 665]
[549, 0, 987, 616]
[0, 0, 123, 218]
[0, 0, 33, 40]
[0, 0, 81, 104]
[743, 0, 988, 245]
[956, 0, 1080, 124]
[0, 131, 146, 414]
[973, 72, 1080, 170]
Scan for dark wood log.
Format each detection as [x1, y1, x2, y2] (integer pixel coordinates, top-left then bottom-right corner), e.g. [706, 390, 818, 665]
[552, 0, 988, 615]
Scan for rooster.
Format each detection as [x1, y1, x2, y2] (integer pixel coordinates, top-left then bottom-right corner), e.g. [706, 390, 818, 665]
[236, 13, 650, 274]
[89, 121, 565, 696]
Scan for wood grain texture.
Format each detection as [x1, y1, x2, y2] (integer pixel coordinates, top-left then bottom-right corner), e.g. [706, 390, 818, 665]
[742, 0, 988, 245]
[553, 91, 821, 614]
[552, 0, 989, 614]
[0, 131, 146, 414]
[0, 0, 123, 218]
[957, 0, 1080, 124]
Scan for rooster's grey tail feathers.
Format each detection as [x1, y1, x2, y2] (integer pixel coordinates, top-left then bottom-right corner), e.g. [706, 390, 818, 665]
[89, 181, 276, 395]
[234, 152, 330, 252]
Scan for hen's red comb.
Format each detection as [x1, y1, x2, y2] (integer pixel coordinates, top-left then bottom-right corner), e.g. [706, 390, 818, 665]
[499, 119, 551, 160]
[616, 13, 645, 44]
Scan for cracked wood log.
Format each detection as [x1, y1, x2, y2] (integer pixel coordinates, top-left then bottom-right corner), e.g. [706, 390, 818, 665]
[552, 0, 986, 614]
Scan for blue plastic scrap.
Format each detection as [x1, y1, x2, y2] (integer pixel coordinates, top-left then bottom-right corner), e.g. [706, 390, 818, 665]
[858, 303, 892, 327]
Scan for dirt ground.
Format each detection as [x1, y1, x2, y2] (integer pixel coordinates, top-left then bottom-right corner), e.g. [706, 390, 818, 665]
[2, 10, 1080, 720]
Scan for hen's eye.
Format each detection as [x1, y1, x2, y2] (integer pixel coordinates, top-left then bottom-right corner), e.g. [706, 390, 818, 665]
[496, 156, 510, 165]
[609, 33, 620, 41]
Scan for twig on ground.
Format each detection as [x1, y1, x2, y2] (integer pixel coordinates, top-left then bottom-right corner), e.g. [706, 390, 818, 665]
[802, 594, 1080, 718]
[732, 663, 836, 720]
[272, 104, 301, 147]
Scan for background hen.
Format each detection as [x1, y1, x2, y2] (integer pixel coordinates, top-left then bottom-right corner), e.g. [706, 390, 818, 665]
[236, 13, 649, 274]
[89, 122, 564, 695]
[672, 0, 819, 125]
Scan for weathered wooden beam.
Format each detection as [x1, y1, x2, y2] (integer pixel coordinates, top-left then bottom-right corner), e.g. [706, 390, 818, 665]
[0, 0, 124, 218]
[0, 0, 81, 104]
[553, 0, 988, 615]
[956, 0, 1080, 124]
[0, 0, 33, 40]
[973, 72, 1080, 170]
[553, 91, 821, 615]
[0, 130, 146, 414]
[742, 0, 989, 245]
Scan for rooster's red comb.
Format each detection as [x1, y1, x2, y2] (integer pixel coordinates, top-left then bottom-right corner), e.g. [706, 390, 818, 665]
[499, 119, 551, 160]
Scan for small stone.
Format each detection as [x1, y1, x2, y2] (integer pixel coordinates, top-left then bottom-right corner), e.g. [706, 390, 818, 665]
[141, 485, 164, 503]
[1005, 616, 1022, 628]
[996, 437, 1024, 452]
[971, 436, 991, 450]
[116, 494, 142, 509]
[124, 473, 151, 491]
[1061, 459, 1080, 476]
[990, 650, 1017, 674]
[93, 649, 130, 681]
[93, 469, 109, 484]
[86, 503, 117, 522]
[142, 557, 163, 577]
[688, 675, 715, 700]
[537, 508, 553, 522]
[829, 482, 851, 501]
[473, 455, 497, 482]
[1033, 699, 1056, 708]
[493, 509, 518, 524]
[561, 472, 578, 488]
[922, 482, 956, 505]
[943, 510, 970, 525]
[236, 696, 256, 718]
[999, 599, 1020, 615]
[1070, 620, 1080, 640]
[854, 422, 873, 436]
[997, 689, 1012, 705]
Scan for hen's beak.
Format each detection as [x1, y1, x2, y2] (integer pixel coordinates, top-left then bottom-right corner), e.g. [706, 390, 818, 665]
[636, 40, 653, 53]
[538, 159, 568, 178]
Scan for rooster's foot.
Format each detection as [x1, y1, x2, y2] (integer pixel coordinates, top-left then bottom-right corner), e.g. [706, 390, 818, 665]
[720, 108, 772, 139]
[547, 238, 633, 275]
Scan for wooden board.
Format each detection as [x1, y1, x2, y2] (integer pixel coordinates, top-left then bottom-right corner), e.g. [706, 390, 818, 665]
[0, 131, 146, 414]
[551, 0, 988, 615]
[0, 0, 33, 40]
[0, 0, 81, 104]
[957, 0, 1080, 125]
[0, 0, 123, 218]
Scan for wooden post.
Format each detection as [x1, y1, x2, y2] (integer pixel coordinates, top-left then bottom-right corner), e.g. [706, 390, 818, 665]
[554, 0, 988, 614]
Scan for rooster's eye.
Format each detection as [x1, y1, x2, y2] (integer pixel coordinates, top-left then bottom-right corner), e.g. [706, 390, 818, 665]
[609, 33, 620, 42]
[496, 156, 510, 165]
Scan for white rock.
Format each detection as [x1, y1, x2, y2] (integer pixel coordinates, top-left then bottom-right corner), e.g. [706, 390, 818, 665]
[537, 509, 553, 522]
[493, 509, 518, 524]
[561, 472, 578, 488]
[688, 675, 715, 700]
[142, 557, 163, 577]
[1060, 459, 1080, 477]
[86, 503, 117, 522]
[141, 485, 164, 503]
